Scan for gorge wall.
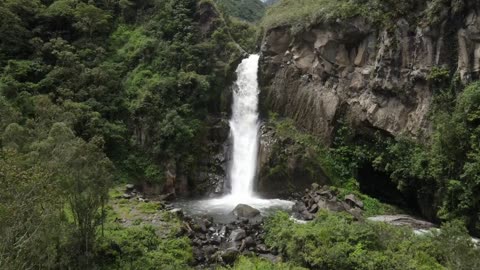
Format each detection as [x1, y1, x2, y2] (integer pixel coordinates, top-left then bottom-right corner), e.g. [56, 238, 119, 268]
[257, 1, 480, 216]
[259, 3, 480, 143]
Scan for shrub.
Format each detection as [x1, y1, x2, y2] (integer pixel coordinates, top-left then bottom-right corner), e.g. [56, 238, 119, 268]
[264, 211, 479, 269]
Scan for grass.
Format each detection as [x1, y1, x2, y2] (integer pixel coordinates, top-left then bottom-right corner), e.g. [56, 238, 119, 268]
[261, 0, 420, 32]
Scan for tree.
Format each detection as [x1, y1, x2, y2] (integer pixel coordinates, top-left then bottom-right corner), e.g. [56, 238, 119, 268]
[39, 123, 114, 267]
[74, 3, 112, 37]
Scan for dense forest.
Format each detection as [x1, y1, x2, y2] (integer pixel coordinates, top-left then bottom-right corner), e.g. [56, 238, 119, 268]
[2, 0, 480, 269]
[0, 0, 256, 268]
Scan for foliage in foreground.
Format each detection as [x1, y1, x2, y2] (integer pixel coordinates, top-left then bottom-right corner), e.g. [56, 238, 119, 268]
[218, 256, 307, 270]
[97, 186, 193, 270]
[0, 0, 253, 269]
[265, 211, 480, 270]
[96, 224, 192, 270]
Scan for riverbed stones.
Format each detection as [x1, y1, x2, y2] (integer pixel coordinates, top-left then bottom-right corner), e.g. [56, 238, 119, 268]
[182, 211, 275, 268]
[229, 229, 246, 241]
[221, 247, 240, 264]
[293, 184, 365, 220]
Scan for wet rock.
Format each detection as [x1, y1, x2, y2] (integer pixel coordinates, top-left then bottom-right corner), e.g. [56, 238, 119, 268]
[348, 207, 363, 221]
[259, 254, 281, 263]
[229, 229, 246, 241]
[301, 210, 314, 220]
[308, 203, 319, 213]
[169, 208, 183, 218]
[194, 219, 209, 233]
[209, 235, 221, 245]
[244, 236, 256, 248]
[221, 247, 239, 264]
[292, 201, 307, 213]
[122, 193, 132, 199]
[219, 226, 227, 237]
[125, 184, 135, 191]
[293, 184, 367, 221]
[193, 249, 205, 262]
[159, 193, 175, 201]
[256, 244, 269, 254]
[232, 204, 261, 218]
[345, 194, 364, 209]
[368, 215, 436, 230]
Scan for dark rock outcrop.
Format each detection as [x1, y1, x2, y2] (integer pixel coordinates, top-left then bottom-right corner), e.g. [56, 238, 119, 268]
[259, 4, 480, 143]
[292, 184, 364, 221]
[256, 123, 329, 197]
[259, 0, 480, 224]
[193, 116, 231, 197]
[182, 210, 278, 268]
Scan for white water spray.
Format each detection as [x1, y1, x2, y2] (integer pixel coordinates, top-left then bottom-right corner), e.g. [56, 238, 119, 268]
[229, 54, 260, 198]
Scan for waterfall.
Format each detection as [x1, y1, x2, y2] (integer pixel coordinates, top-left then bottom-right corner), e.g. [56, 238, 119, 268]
[228, 54, 260, 198]
[173, 54, 293, 216]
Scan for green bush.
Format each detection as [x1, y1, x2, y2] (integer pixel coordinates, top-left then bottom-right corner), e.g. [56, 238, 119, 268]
[262, 0, 419, 31]
[96, 225, 193, 270]
[264, 211, 480, 270]
[219, 256, 307, 270]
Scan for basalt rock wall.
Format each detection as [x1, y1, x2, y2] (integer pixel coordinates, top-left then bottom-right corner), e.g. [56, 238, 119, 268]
[259, 5, 480, 143]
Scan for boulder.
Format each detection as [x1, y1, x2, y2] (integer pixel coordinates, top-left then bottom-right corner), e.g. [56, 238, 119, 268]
[244, 236, 256, 248]
[221, 247, 239, 264]
[345, 194, 364, 209]
[229, 229, 246, 241]
[232, 204, 261, 218]
[169, 208, 183, 218]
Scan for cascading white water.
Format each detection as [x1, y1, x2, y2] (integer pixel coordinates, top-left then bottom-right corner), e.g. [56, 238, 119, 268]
[173, 54, 293, 220]
[229, 54, 261, 198]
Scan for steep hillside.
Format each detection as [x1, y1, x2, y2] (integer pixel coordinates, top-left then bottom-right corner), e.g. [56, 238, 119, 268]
[216, 0, 265, 21]
[259, 0, 480, 233]
[0, 0, 255, 268]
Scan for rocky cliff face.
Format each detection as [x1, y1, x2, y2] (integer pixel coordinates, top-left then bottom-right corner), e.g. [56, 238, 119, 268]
[259, 6, 480, 143]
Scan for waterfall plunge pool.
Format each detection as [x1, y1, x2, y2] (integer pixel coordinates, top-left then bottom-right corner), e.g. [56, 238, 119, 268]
[173, 196, 294, 224]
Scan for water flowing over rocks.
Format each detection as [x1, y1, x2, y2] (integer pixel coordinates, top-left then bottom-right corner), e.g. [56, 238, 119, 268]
[368, 215, 436, 230]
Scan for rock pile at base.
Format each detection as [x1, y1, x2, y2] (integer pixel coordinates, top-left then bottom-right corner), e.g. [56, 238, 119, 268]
[292, 183, 364, 220]
[178, 204, 280, 268]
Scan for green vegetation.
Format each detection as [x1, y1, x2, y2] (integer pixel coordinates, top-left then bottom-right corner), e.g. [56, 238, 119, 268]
[265, 115, 395, 216]
[96, 186, 192, 270]
[219, 256, 307, 270]
[265, 211, 480, 270]
[216, 0, 266, 22]
[0, 0, 253, 269]
[262, 0, 420, 31]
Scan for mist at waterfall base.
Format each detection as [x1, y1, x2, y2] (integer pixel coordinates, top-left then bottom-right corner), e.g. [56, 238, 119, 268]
[175, 55, 293, 221]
